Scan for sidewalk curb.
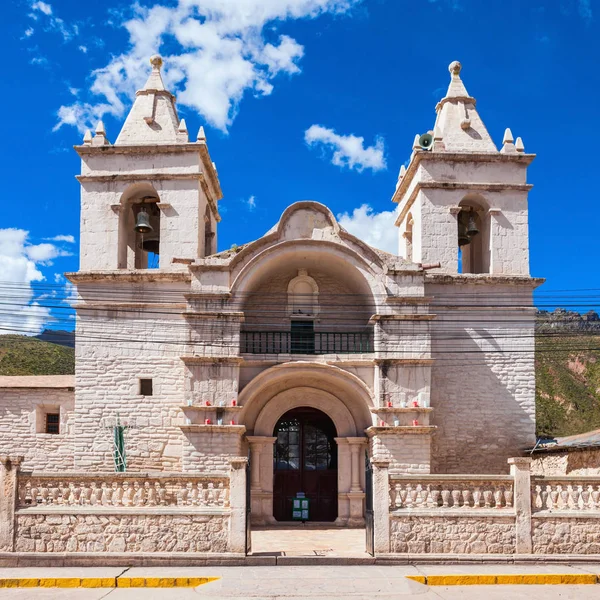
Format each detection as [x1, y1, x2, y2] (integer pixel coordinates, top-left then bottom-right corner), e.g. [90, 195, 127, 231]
[0, 576, 220, 588]
[406, 574, 599, 586]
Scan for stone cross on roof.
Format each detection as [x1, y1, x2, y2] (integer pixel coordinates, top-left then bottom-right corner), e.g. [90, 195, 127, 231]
[115, 55, 187, 146]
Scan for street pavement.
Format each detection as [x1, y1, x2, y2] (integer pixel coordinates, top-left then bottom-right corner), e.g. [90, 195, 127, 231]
[2, 565, 600, 599]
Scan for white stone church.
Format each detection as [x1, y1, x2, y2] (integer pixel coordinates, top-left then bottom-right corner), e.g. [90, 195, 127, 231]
[0, 57, 544, 550]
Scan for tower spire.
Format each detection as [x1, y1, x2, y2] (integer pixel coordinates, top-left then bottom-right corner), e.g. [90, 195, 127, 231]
[433, 61, 497, 152]
[115, 55, 183, 145]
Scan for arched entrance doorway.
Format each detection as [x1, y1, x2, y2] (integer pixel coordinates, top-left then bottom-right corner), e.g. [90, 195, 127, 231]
[273, 407, 338, 522]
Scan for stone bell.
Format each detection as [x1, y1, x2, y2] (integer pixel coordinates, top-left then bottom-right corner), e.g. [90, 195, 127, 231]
[457, 212, 470, 246]
[134, 205, 153, 234]
[466, 210, 479, 238]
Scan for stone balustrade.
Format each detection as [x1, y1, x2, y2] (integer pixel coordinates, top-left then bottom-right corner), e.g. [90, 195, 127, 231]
[531, 476, 600, 512]
[17, 472, 230, 509]
[389, 475, 514, 510]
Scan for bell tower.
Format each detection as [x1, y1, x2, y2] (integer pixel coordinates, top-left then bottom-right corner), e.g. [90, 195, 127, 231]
[393, 61, 534, 275]
[75, 55, 222, 272]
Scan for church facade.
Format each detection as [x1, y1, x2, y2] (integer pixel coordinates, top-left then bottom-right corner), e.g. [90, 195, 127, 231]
[0, 58, 542, 535]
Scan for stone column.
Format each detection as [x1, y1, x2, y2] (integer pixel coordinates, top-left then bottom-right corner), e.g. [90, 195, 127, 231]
[348, 439, 364, 492]
[246, 438, 262, 491]
[372, 460, 390, 554]
[508, 457, 532, 554]
[0, 456, 23, 553]
[228, 457, 248, 554]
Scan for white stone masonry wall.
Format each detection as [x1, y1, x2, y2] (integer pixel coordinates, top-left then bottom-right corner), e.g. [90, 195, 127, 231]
[0, 389, 74, 471]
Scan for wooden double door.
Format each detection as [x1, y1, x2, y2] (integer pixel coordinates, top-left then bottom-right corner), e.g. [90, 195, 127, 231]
[273, 407, 338, 522]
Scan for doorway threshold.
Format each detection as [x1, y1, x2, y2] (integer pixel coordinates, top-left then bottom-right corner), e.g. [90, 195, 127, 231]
[251, 525, 369, 558]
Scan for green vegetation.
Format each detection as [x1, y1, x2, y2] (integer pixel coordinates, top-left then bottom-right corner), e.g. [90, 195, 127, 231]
[535, 334, 600, 438]
[0, 335, 75, 376]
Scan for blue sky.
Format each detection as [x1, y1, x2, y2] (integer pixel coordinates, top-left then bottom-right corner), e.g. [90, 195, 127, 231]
[0, 0, 598, 333]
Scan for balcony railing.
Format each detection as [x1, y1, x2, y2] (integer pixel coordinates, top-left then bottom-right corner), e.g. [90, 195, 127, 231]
[240, 331, 373, 354]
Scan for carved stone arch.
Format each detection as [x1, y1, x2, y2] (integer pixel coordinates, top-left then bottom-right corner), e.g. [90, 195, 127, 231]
[254, 387, 356, 437]
[117, 182, 161, 270]
[458, 193, 490, 274]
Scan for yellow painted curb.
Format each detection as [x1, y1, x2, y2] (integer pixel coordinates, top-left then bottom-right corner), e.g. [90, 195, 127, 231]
[406, 574, 599, 586]
[0, 576, 220, 588]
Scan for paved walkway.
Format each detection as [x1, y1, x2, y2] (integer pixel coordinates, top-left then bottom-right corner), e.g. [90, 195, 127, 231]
[2, 565, 600, 598]
[251, 526, 368, 557]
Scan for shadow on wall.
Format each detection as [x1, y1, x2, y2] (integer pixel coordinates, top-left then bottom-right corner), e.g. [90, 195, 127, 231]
[430, 325, 535, 474]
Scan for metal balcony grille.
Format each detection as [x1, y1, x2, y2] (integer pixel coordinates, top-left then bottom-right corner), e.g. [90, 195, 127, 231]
[240, 331, 373, 354]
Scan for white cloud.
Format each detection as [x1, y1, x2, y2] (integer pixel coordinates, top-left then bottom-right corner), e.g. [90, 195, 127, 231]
[30, 56, 49, 66]
[305, 125, 386, 172]
[45, 234, 76, 243]
[0, 229, 57, 335]
[24, 27, 34, 37]
[337, 204, 398, 254]
[247, 195, 257, 210]
[55, 0, 362, 133]
[78, 45, 88, 53]
[25, 243, 72, 264]
[29, 1, 78, 41]
[31, 1, 52, 16]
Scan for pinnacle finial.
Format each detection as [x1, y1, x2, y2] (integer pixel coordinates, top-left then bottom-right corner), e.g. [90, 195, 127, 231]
[515, 137, 525, 153]
[83, 129, 92, 145]
[197, 125, 206, 142]
[449, 61, 462, 77]
[150, 55, 163, 70]
[95, 120, 106, 135]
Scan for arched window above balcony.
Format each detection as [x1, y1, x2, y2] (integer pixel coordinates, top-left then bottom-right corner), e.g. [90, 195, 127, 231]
[287, 269, 319, 318]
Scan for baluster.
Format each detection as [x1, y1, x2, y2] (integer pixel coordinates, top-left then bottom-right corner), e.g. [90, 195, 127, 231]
[581, 486, 591, 511]
[549, 485, 559, 511]
[18, 482, 27, 507]
[389, 485, 396, 509]
[441, 489, 451, 508]
[100, 482, 110, 506]
[216, 482, 224, 506]
[504, 486, 513, 509]
[133, 481, 144, 506]
[532, 484, 541, 510]
[404, 484, 414, 508]
[81, 482, 92, 505]
[88, 482, 97, 505]
[570, 485, 582, 511]
[540, 485, 549, 511]
[399, 486, 408, 509]
[113, 482, 124, 507]
[493, 489, 503, 508]
[430, 487, 440, 508]
[50, 482, 60, 505]
[559, 485, 569, 510]
[190, 482, 200, 506]
[472, 487, 481, 509]
[73, 482, 83, 505]
[207, 483, 216, 506]
[451, 489, 461, 508]
[483, 489, 492, 508]
[40, 485, 49, 505]
[592, 486, 600, 510]
[146, 482, 157, 506]
[157, 482, 167, 506]
[30, 483, 39, 507]
[123, 481, 135, 506]
[462, 488, 471, 509]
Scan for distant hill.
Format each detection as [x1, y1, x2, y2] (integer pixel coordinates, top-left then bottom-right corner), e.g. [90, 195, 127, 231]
[35, 329, 75, 348]
[0, 335, 75, 376]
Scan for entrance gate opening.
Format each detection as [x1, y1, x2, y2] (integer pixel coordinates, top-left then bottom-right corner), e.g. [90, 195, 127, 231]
[273, 407, 337, 522]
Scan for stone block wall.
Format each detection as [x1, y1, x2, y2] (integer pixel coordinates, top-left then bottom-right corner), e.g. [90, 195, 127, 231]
[390, 515, 516, 554]
[427, 280, 537, 474]
[531, 450, 600, 476]
[0, 389, 74, 471]
[532, 517, 600, 554]
[15, 513, 229, 553]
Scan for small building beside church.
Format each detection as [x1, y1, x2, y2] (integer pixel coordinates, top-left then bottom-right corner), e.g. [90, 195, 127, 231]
[0, 58, 547, 554]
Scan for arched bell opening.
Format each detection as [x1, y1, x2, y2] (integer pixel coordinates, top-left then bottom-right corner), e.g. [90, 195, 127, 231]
[457, 195, 490, 274]
[403, 213, 414, 262]
[203, 205, 215, 257]
[273, 407, 338, 522]
[118, 184, 161, 270]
